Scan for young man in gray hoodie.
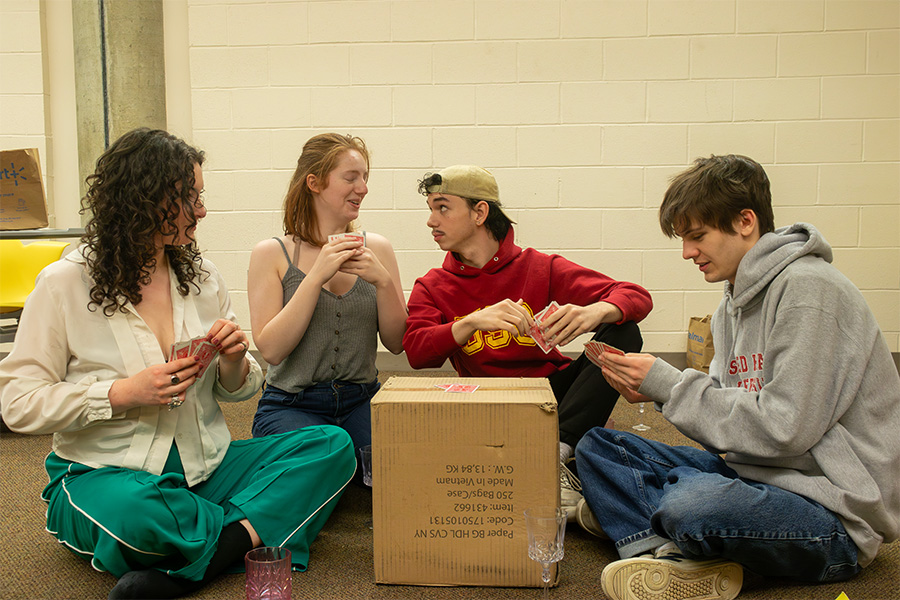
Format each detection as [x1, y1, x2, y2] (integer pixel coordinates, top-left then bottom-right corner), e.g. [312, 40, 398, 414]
[574, 154, 900, 600]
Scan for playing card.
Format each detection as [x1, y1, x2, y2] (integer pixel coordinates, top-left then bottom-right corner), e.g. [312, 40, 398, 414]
[169, 341, 191, 361]
[445, 384, 479, 393]
[529, 328, 554, 354]
[190, 337, 206, 356]
[170, 336, 220, 379]
[584, 341, 604, 368]
[584, 340, 626, 369]
[600, 342, 625, 356]
[328, 232, 366, 246]
[193, 341, 219, 378]
[529, 301, 560, 354]
[532, 301, 559, 324]
[434, 384, 453, 390]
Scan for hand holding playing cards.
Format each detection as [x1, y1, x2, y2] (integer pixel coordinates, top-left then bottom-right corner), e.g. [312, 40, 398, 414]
[308, 236, 364, 286]
[108, 356, 201, 413]
[206, 318, 249, 364]
[339, 246, 391, 288]
[597, 351, 656, 404]
[452, 298, 533, 346]
[539, 301, 622, 347]
[206, 318, 251, 392]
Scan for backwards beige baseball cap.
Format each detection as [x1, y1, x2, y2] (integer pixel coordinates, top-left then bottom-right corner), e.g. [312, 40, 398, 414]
[422, 165, 499, 203]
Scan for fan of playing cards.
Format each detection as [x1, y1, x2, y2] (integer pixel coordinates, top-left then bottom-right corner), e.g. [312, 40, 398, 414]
[170, 336, 220, 379]
[529, 301, 561, 353]
[583, 340, 625, 368]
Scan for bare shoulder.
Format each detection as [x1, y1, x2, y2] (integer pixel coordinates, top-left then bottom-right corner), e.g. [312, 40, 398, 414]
[363, 231, 396, 254]
[252, 236, 288, 257]
[249, 236, 291, 273]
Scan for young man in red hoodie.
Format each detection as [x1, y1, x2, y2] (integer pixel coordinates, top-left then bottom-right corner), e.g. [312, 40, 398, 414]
[402, 165, 653, 518]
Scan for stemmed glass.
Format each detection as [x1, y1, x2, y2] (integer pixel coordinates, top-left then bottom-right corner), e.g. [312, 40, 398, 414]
[632, 402, 651, 432]
[359, 445, 373, 529]
[524, 506, 566, 600]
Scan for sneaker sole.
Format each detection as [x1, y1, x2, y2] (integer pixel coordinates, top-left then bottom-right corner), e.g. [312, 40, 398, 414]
[601, 556, 742, 600]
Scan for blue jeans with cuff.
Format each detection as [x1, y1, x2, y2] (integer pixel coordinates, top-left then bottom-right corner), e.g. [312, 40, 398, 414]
[575, 427, 861, 583]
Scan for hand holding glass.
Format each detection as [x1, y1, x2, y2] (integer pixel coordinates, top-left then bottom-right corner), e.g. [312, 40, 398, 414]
[524, 506, 566, 600]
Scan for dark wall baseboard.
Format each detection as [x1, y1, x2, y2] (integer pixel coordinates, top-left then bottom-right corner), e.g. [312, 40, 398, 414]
[249, 350, 900, 377]
[371, 350, 692, 372]
[0, 349, 892, 375]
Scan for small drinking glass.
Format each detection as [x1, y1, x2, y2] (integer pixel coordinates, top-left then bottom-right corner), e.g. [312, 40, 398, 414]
[245, 546, 291, 600]
[632, 402, 651, 432]
[359, 445, 373, 529]
[524, 506, 566, 600]
[359, 445, 372, 486]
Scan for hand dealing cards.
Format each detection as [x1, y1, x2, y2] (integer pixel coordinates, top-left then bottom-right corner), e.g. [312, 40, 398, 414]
[528, 301, 560, 354]
[584, 340, 625, 368]
[527, 301, 627, 360]
[169, 336, 219, 378]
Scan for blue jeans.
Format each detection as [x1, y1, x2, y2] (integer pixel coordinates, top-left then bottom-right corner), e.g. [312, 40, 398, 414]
[575, 428, 861, 583]
[252, 380, 379, 458]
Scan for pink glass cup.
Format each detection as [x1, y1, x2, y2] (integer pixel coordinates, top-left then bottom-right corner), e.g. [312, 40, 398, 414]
[245, 546, 292, 600]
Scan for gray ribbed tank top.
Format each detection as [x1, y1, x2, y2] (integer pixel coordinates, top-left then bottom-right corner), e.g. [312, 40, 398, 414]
[265, 237, 378, 392]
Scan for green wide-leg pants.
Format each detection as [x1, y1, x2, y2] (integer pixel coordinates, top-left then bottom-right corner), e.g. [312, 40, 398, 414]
[42, 425, 355, 581]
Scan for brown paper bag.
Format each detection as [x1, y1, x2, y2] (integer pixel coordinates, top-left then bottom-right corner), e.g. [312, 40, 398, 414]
[687, 315, 714, 373]
[1, 148, 49, 230]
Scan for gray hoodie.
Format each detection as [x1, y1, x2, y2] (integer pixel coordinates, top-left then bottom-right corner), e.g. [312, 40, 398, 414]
[641, 223, 900, 567]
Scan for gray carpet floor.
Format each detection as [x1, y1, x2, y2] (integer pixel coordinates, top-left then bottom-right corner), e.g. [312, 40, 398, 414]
[1, 371, 897, 599]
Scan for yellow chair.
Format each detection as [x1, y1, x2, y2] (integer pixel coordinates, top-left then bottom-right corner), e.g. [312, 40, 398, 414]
[1, 240, 70, 343]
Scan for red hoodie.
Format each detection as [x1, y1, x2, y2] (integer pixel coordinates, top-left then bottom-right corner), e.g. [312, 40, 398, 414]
[403, 229, 652, 377]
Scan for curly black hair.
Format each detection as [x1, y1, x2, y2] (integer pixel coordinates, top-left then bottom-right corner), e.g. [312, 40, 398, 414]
[79, 128, 206, 316]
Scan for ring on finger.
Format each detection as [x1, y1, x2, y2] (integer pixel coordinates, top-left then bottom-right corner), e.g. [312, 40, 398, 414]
[167, 393, 183, 411]
[240, 341, 248, 353]
[170, 374, 180, 385]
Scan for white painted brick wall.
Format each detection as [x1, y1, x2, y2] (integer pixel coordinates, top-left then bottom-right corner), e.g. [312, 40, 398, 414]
[737, 0, 823, 33]
[864, 119, 900, 160]
[868, 29, 900, 74]
[3, 0, 898, 355]
[778, 32, 868, 76]
[0, 0, 47, 200]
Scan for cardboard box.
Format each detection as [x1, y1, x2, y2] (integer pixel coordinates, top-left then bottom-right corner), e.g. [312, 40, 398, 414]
[372, 376, 559, 587]
[0, 148, 49, 231]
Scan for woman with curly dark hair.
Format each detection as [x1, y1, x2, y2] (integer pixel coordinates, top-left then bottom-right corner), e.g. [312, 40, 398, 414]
[80, 126, 208, 316]
[0, 128, 355, 599]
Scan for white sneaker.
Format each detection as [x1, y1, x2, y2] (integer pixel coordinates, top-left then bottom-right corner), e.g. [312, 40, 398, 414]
[560, 459, 583, 523]
[574, 498, 608, 539]
[600, 541, 743, 600]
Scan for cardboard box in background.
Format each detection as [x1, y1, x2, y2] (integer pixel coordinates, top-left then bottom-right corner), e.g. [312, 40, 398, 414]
[0, 148, 49, 231]
[687, 315, 714, 374]
[372, 377, 558, 587]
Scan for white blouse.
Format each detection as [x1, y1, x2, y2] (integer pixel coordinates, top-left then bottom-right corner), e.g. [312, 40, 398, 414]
[0, 248, 263, 486]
